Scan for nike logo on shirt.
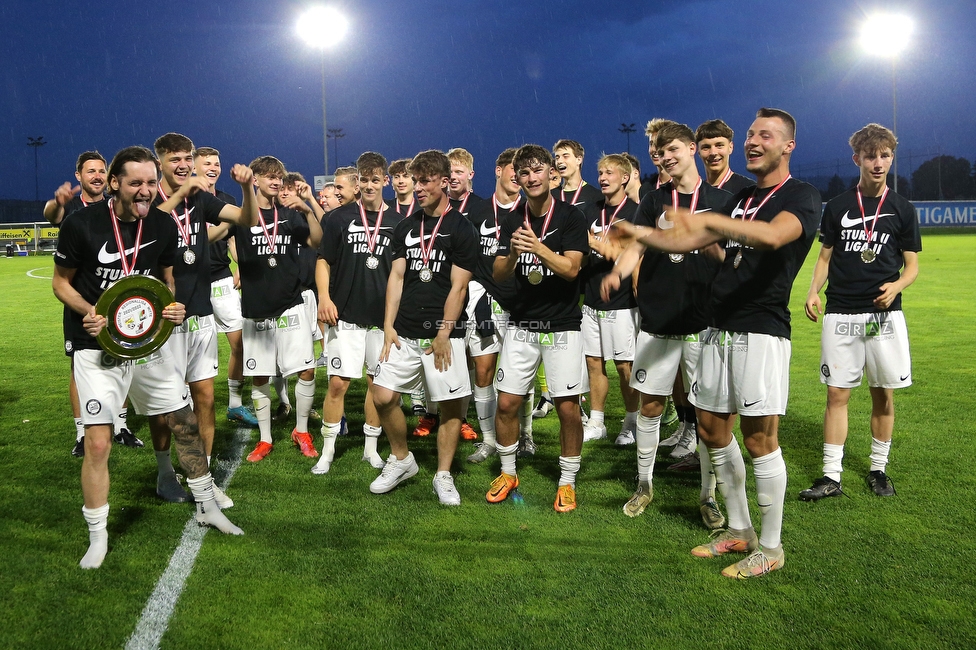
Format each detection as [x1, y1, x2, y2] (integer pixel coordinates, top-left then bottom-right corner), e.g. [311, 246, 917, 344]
[97, 240, 158, 265]
[840, 210, 896, 228]
[348, 222, 394, 233]
[404, 232, 449, 247]
[480, 221, 498, 236]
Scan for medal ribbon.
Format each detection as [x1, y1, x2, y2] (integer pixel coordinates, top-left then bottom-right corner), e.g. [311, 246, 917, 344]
[716, 168, 734, 189]
[357, 200, 386, 255]
[671, 179, 702, 218]
[855, 184, 889, 247]
[156, 184, 193, 250]
[258, 205, 279, 258]
[600, 197, 628, 236]
[741, 175, 792, 222]
[397, 196, 415, 216]
[523, 198, 556, 264]
[560, 182, 584, 205]
[419, 206, 450, 268]
[456, 191, 470, 214]
[491, 194, 520, 240]
[108, 198, 144, 277]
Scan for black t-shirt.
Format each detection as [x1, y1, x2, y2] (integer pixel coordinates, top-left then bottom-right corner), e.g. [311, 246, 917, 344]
[54, 201, 178, 353]
[393, 199, 418, 217]
[820, 188, 921, 314]
[319, 202, 404, 328]
[633, 182, 733, 334]
[496, 199, 589, 332]
[231, 205, 311, 319]
[581, 197, 639, 310]
[298, 238, 319, 292]
[152, 190, 226, 317]
[209, 189, 238, 283]
[552, 181, 603, 212]
[392, 207, 480, 339]
[462, 194, 521, 310]
[639, 175, 665, 201]
[711, 178, 822, 338]
[57, 195, 105, 227]
[714, 171, 754, 196]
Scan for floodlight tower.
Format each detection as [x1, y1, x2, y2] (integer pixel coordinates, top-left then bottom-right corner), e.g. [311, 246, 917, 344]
[297, 6, 349, 176]
[860, 13, 913, 193]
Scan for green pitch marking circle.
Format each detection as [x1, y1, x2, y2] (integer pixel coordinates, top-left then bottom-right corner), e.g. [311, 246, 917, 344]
[95, 275, 175, 360]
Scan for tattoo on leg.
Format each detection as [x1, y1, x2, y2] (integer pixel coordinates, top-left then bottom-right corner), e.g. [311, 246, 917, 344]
[166, 406, 208, 479]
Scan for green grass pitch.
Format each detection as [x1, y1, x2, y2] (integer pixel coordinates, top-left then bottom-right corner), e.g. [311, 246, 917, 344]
[1, 234, 975, 649]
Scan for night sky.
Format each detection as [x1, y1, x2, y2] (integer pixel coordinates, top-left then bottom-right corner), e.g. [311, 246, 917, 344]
[3, 0, 974, 200]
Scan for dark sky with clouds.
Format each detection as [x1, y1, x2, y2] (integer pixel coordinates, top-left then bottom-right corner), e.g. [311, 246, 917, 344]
[2, 0, 974, 200]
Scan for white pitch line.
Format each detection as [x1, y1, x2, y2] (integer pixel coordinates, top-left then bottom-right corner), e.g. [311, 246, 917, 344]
[125, 425, 250, 650]
[26, 267, 53, 279]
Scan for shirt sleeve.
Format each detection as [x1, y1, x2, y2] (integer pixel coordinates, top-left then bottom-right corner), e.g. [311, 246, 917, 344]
[785, 184, 822, 239]
[563, 205, 590, 253]
[392, 219, 407, 261]
[897, 198, 922, 253]
[820, 201, 837, 246]
[157, 212, 179, 267]
[449, 216, 481, 273]
[496, 213, 515, 258]
[634, 192, 660, 228]
[198, 191, 227, 225]
[318, 214, 341, 265]
[54, 215, 85, 268]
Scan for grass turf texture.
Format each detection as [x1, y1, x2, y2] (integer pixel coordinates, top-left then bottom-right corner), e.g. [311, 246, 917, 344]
[1, 235, 975, 649]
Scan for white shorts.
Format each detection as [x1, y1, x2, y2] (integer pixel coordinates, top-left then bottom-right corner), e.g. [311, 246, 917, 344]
[210, 276, 243, 333]
[491, 301, 511, 338]
[465, 281, 502, 357]
[242, 303, 316, 378]
[630, 330, 703, 396]
[820, 311, 912, 389]
[326, 320, 383, 379]
[689, 329, 791, 417]
[373, 337, 471, 402]
[73, 348, 190, 425]
[581, 305, 638, 361]
[302, 289, 324, 342]
[495, 328, 588, 399]
[167, 314, 219, 384]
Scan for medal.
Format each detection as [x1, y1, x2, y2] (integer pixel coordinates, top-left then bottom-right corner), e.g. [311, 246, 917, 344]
[183, 249, 196, 265]
[855, 184, 888, 265]
[417, 206, 449, 282]
[669, 253, 685, 263]
[257, 204, 280, 269]
[521, 200, 555, 284]
[358, 199, 386, 271]
[734, 175, 792, 270]
[157, 185, 194, 262]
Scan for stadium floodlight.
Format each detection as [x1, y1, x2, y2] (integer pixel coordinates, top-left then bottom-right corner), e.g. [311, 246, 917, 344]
[297, 6, 349, 176]
[859, 13, 913, 193]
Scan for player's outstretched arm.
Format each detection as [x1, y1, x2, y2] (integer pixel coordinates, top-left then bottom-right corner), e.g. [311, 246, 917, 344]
[380, 258, 406, 361]
[232, 165, 258, 228]
[43, 182, 78, 226]
[703, 209, 803, 251]
[804, 244, 833, 322]
[629, 209, 723, 254]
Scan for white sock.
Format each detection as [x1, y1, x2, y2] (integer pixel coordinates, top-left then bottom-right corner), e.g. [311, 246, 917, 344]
[709, 438, 751, 531]
[188, 473, 243, 535]
[474, 385, 497, 448]
[520, 388, 534, 436]
[318, 421, 341, 466]
[498, 442, 518, 476]
[75, 418, 85, 442]
[869, 438, 891, 473]
[558, 455, 581, 488]
[80, 504, 109, 569]
[698, 440, 717, 501]
[116, 408, 128, 432]
[753, 447, 787, 549]
[363, 424, 382, 457]
[635, 414, 661, 483]
[589, 410, 604, 427]
[295, 378, 316, 432]
[228, 379, 243, 409]
[823, 442, 845, 482]
[252, 384, 273, 444]
[155, 449, 176, 476]
[273, 375, 290, 406]
[542, 390, 551, 401]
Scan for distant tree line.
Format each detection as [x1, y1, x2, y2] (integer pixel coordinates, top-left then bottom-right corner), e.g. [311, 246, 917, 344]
[818, 155, 976, 202]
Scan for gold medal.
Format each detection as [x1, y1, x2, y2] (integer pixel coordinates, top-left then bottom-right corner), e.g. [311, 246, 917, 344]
[527, 270, 543, 285]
